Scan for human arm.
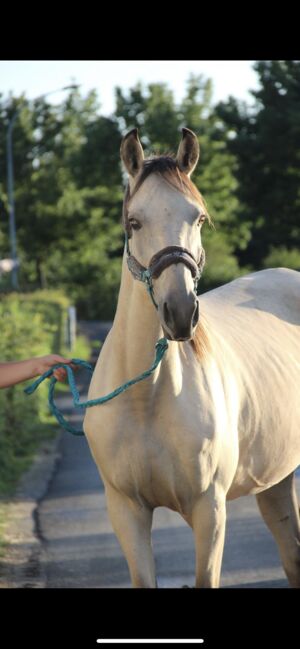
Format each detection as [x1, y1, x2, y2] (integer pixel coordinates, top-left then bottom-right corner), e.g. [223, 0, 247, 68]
[0, 355, 73, 389]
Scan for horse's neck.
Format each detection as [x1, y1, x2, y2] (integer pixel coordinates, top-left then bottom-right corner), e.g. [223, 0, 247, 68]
[93, 256, 222, 418]
[99, 256, 211, 396]
[108, 255, 167, 380]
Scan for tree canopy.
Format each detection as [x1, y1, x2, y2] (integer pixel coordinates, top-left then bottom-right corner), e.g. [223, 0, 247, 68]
[1, 61, 299, 318]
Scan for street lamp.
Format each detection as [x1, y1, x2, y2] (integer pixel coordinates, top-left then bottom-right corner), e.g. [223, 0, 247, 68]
[6, 84, 80, 290]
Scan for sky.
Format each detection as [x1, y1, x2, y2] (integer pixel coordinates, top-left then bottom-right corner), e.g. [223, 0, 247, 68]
[0, 61, 259, 114]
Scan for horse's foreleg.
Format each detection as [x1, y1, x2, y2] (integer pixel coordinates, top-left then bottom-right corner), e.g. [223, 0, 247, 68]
[256, 471, 300, 588]
[192, 485, 226, 588]
[106, 486, 156, 588]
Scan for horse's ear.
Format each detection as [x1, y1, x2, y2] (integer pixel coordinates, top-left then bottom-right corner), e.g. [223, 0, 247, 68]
[176, 127, 200, 176]
[120, 128, 144, 177]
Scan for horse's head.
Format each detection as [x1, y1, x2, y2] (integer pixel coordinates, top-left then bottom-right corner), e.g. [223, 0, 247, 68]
[121, 128, 207, 342]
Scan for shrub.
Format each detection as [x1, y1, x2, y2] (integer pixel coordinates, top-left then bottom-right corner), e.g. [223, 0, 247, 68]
[262, 247, 300, 271]
[0, 290, 90, 495]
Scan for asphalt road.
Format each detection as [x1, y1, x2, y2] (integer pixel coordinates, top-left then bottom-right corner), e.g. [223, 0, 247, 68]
[37, 321, 300, 588]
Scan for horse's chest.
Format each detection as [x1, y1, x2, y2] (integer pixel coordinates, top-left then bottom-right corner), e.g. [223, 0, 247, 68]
[100, 417, 210, 512]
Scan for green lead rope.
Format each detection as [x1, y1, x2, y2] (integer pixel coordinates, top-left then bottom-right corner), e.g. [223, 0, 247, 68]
[24, 337, 169, 436]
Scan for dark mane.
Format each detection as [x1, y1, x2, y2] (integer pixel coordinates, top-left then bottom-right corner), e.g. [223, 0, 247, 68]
[132, 155, 179, 195]
[124, 155, 210, 222]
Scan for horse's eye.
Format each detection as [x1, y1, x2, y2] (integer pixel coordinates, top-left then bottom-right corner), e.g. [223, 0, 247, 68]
[129, 219, 142, 231]
[197, 214, 206, 226]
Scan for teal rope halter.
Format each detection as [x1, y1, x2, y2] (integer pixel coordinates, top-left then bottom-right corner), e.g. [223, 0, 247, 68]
[125, 233, 159, 308]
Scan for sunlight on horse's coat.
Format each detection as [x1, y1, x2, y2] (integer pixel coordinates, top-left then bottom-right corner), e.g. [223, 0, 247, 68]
[84, 128, 300, 588]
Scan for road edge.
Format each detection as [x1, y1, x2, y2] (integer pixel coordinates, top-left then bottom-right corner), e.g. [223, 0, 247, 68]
[0, 433, 62, 588]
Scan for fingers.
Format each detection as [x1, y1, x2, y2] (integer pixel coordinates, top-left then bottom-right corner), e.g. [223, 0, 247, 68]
[53, 363, 78, 382]
[53, 356, 72, 364]
[53, 368, 68, 382]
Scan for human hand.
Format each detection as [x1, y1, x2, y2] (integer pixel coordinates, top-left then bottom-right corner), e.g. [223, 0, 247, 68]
[34, 355, 75, 382]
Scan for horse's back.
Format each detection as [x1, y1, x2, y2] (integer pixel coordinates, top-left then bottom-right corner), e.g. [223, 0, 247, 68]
[201, 267, 300, 350]
[202, 268, 300, 320]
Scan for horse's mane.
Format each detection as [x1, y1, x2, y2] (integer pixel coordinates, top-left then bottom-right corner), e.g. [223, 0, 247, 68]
[124, 155, 211, 223]
[190, 315, 211, 361]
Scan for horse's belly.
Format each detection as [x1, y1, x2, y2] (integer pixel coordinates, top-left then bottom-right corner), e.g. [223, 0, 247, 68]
[228, 402, 300, 499]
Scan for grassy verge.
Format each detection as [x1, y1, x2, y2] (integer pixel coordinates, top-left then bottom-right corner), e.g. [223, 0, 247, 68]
[0, 291, 92, 505]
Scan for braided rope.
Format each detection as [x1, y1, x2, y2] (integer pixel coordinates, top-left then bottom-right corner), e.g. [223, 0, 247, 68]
[24, 338, 169, 436]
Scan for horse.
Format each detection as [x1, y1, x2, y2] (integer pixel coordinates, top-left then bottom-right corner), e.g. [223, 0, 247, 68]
[83, 127, 300, 588]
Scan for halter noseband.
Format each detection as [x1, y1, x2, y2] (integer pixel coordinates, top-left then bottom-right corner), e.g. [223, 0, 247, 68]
[123, 186, 205, 309]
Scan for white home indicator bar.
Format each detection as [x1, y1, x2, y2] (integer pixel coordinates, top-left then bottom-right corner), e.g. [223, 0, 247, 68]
[97, 641, 204, 644]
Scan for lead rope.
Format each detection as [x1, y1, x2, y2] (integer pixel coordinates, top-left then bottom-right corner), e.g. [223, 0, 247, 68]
[25, 232, 202, 435]
[24, 338, 169, 436]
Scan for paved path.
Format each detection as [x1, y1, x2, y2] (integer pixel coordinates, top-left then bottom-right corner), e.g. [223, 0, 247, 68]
[38, 321, 300, 588]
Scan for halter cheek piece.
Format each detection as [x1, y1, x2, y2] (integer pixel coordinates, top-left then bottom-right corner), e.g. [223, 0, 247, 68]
[123, 186, 205, 309]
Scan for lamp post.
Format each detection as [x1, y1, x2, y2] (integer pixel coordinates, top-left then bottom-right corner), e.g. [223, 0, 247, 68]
[6, 84, 80, 290]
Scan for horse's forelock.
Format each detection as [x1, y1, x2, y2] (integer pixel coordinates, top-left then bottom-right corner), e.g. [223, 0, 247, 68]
[125, 155, 210, 222]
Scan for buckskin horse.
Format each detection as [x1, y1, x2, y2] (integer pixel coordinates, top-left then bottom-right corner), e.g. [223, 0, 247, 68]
[83, 127, 300, 588]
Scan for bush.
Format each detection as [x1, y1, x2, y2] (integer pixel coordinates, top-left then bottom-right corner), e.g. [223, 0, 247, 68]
[0, 290, 90, 495]
[262, 247, 300, 271]
[199, 227, 247, 293]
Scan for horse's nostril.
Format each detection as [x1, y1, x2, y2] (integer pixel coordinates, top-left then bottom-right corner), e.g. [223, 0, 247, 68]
[192, 300, 199, 328]
[163, 302, 171, 326]
[164, 299, 199, 331]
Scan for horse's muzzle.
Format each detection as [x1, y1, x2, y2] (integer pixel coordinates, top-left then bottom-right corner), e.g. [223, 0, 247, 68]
[162, 296, 199, 341]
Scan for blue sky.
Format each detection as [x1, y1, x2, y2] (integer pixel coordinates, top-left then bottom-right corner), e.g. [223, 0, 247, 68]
[0, 61, 259, 113]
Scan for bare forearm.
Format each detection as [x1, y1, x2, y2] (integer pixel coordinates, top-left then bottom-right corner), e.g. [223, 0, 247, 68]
[0, 359, 38, 388]
[0, 355, 72, 388]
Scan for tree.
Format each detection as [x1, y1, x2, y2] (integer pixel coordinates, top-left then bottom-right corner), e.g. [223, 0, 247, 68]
[216, 61, 300, 269]
[0, 89, 124, 295]
[1, 77, 250, 318]
[115, 81, 181, 151]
